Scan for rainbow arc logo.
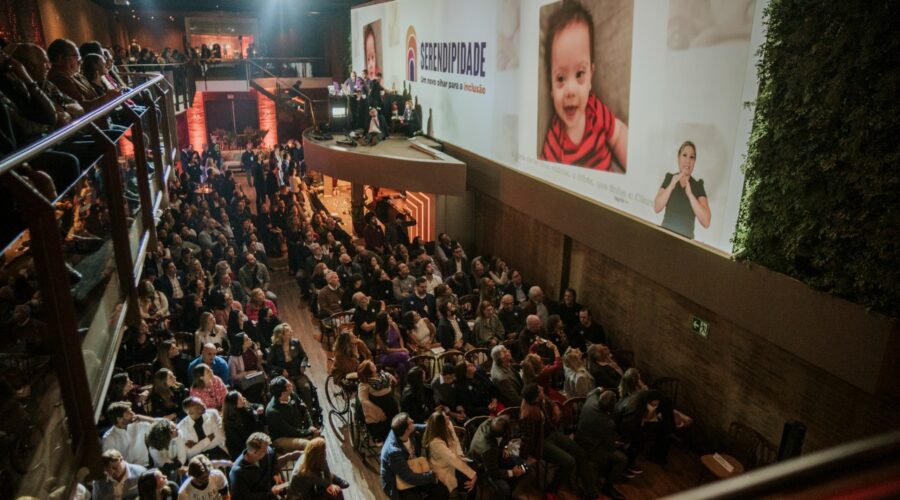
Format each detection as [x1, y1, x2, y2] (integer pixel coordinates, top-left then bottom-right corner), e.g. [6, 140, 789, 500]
[406, 25, 417, 82]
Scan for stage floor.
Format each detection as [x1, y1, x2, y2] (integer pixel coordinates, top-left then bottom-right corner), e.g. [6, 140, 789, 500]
[307, 134, 445, 161]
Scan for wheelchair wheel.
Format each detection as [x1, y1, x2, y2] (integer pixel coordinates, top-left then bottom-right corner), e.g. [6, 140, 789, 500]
[325, 375, 350, 415]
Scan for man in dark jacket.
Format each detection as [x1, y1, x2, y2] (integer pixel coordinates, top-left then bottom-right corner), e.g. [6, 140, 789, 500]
[467, 416, 526, 498]
[265, 377, 320, 453]
[436, 301, 472, 350]
[576, 389, 627, 500]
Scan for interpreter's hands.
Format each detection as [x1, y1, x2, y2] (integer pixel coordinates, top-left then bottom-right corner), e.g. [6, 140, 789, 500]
[464, 475, 477, 492]
[668, 172, 682, 189]
[326, 485, 342, 496]
[684, 178, 694, 197]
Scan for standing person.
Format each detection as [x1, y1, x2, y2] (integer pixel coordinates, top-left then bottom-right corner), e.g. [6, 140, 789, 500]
[379, 413, 447, 500]
[653, 140, 711, 239]
[287, 437, 350, 500]
[576, 389, 627, 500]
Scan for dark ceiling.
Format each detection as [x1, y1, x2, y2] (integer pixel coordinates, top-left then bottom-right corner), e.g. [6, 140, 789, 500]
[90, 0, 368, 14]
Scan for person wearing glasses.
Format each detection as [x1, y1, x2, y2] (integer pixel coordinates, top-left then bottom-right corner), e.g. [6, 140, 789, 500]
[47, 38, 118, 111]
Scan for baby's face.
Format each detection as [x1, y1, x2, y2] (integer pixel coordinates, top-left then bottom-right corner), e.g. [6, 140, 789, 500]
[550, 21, 594, 138]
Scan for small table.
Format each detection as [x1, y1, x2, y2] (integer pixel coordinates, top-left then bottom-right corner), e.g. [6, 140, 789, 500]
[701, 453, 745, 479]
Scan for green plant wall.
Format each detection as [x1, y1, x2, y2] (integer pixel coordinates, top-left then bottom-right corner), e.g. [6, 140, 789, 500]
[734, 0, 900, 317]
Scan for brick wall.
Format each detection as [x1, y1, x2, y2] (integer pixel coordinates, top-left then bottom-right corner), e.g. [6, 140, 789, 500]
[472, 190, 900, 453]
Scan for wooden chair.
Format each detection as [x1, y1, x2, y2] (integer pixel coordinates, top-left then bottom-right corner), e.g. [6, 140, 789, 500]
[651, 377, 679, 407]
[701, 422, 777, 480]
[453, 425, 469, 451]
[323, 311, 355, 351]
[126, 363, 154, 387]
[465, 348, 492, 373]
[499, 406, 522, 439]
[436, 350, 464, 378]
[559, 397, 586, 436]
[175, 331, 195, 357]
[463, 415, 489, 450]
[458, 294, 479, 320]
[409, 354, 437, 381]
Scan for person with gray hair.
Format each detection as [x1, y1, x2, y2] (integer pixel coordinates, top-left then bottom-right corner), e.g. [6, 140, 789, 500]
[521, 285, 551, 327]
[490, 344, 523, 407]
[351, 292, 380, 352]
[317, 270, 344, 318]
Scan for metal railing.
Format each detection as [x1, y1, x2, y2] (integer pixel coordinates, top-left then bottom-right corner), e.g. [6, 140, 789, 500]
[0, 73, 176, 498]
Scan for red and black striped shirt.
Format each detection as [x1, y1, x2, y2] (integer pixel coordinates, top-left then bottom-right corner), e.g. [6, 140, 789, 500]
[541, 93, 617, 170]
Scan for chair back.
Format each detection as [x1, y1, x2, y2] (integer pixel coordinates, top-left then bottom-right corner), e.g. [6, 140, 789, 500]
[458, 294, 479, 320]
[453, 425, 469, 451]
[559, 397, 586, 435]
[436, 350, 464, 378]
[330, 311, 355, 332]
[651, 376, 679, 407]
[409, 354, 437, 380]
[126, 363, 154, 387]
[175, 331, 195, 356]
[727, 422, 778, 470]
[465, 348, 492, 373]
[463, 415, 489, 451]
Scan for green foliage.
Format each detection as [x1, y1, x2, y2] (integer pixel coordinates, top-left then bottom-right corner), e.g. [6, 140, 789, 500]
[734, 0, 900, 317]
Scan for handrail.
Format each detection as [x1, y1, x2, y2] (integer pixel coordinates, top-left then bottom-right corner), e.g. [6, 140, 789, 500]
[0, 73, 165, 177]
[245, 59, 319, 128]
[666, 429, 900, 499]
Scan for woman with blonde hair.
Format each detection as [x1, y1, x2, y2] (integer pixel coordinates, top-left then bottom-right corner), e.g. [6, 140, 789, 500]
[562, 347, 594, 398]
[149, 368, 189, 420]
[268, 322, 317, 417]
[194, 311, 228, 354]
[287, 437, 349, 499]
[423, 411, 477, 495]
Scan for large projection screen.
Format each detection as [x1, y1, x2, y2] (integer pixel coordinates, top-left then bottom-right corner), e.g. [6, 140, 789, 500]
[351, 0, 766, 253]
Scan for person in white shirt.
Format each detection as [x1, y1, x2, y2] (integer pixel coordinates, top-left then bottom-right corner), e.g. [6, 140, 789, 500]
[177, 397, 228, 460]
[102, 402, 156, 467]
[146, 419, 188, 476]
[422, 411, 477, 494]
[178, 455, 229, 500]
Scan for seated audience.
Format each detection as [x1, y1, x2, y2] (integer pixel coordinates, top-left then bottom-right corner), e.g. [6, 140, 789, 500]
[178, 455, 229, 499]
[379, 413, 446, 500]
[489, 344, 523, 408]
[402, 310, 438, 353]
[227, 332, 266, 403]
[177, 396, 228, 460]
[102, 401, 155, 467]
[400, 366, 434, 424]
[572, 308, 606, 348]
[195, 311, 228, 355]
[472, 300, 505, 347]
[188, 344, 232, 386]
[149, 368, 189, 420]
[585, 343, 622, 390]
[454, 361, 500, 418]
[423, 411, 477, 495]
[497, 294, 524, 338]
[229, 432, 301, 499]
[357, 360, 399, 442]
[146, 419, 187, 479]
[563, 347, 595, 399]
[287, 437, 350, 500]
[137, 468, 179, 500]
[266, 376, 320, 452]
[374, 311, 411, 384]
[222, 391, 265, 461]
[467, 416, 526, 498]
[432, 363, 466, 424]
[267, 322, 318, 417]
[189, 363, 228, 411]
[436, 301, 472, 351]
[93, 449, 146, 500]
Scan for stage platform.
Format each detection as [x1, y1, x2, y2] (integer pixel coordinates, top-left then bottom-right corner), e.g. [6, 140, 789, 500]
[302, 129, 467, 196]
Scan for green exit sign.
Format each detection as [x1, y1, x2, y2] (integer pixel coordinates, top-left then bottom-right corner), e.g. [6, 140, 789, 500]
[691, 316, 710, 338]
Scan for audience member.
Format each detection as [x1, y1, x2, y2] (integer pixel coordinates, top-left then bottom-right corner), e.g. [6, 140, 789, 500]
[422, 411, 477, 495]
[229, 432, 301, 499]
[177, 396, 228, 460]
[287, 437, 349, 500]
[102, 402, 155, 467]
[93, 449, 146, 500]
[266, 376, 320, 452]
[379, 412, 446, 500]
[577, 389, 627, 500]
[178, 454, 229, 499]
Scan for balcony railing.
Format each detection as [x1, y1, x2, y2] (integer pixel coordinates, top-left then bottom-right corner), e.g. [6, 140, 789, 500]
[0, 73, 177, 498]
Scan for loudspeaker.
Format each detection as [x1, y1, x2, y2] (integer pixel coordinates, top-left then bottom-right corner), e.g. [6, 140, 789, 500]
[778, 421, 806, 461]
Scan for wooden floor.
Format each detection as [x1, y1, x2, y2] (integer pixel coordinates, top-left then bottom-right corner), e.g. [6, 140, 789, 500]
[246, 174, 713, 500]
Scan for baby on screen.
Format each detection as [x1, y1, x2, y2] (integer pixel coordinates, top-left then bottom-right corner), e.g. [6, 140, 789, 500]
[540, 0, 628, 171]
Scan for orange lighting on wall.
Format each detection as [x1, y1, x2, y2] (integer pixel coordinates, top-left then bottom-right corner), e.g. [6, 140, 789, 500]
[187, 91, 207, 154]
[405, 191, 435, 242]
[256, 90, 278, 148]
[118, 127, 135, 158]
